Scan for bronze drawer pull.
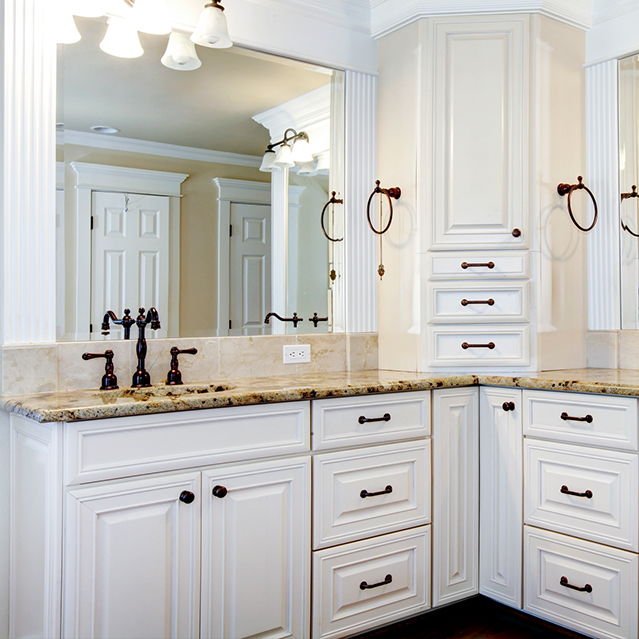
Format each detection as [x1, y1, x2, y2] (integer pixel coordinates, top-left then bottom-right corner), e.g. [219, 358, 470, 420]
[461, 261, 494, 270]
[461, 299, 495, 306]
[360, 574, 392, 590]
[461, 342, 495, 350]
[502, 402, 515, 412]
[561, 485, 593, 499]
[560, 576, 592, 593]
[360, 485, 393, 499]
[358, 413, 391, 425]
[560, 412, 593, 423]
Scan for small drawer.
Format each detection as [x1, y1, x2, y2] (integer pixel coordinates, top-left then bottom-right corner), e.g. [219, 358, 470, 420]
[524, 439, 639, 551]
[313, 441, 431, 549]
[311, 392, 430, 452]
[65, 402, 310, 485]
[427, 325, 530, 367]
[523, 390, 638, 451]
[427, 281, 529, 323]
[312, 527, 430, 639]
[429, 251, 529, 280]
[524, 527, 638, 639]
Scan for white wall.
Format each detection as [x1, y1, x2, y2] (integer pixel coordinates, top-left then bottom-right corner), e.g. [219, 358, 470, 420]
[587, 4, 639, 63]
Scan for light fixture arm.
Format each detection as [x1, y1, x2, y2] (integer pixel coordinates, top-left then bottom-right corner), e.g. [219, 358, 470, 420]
[266, 128, 308, 152]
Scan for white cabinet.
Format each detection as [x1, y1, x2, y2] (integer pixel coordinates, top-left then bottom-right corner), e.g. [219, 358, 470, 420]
[431, 387, 479, 607]
[479, 386, 523, 608]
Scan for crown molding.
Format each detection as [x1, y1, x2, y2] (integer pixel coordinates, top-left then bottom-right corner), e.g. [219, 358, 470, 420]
[593, 0, 638, 24]
[370, 0, 593, 37]
[62, 130, 261, 168]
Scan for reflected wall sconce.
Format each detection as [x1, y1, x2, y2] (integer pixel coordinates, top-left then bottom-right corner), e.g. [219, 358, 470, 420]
[57, 0, 232, 70]
[259, 128, 313, 172]
[557, 176, 598, 232]
[321, 191, 343, 242]
[367, 180, 402, 279]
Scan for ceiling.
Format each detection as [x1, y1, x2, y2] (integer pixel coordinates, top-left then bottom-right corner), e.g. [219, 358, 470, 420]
[58, 16, 333, 157]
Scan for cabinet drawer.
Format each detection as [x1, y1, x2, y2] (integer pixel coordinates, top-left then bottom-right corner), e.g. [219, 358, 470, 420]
[524, 439, 638, 551]
[313, 441, 431, 549]
[523, 390, 638, 451]
[428, 325, 530, 367]
[312, 527, 430, 639]
[65, 402, 310, 485]
[311, 392, 430, 451]
[524, 527, 638, 639]
[429, 251, 529, 280]
[427, 281, 529, 323]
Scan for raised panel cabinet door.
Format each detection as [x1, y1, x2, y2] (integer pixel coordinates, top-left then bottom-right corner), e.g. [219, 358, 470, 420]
[429, 15, 529, 249]
[479, 387, 523, 608]
[432, 387, 479, 607]
[63, 472, 201, 639]
[201, 456, 311, 639]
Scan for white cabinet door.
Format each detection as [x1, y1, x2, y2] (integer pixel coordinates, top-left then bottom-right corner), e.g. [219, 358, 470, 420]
[432, 387, 479, 607]
[479, 387, 523, 608]
[201, 457, 311, 639]
[63, 472, 201, 639]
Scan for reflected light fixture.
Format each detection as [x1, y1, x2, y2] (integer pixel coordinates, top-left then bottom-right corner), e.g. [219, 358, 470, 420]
[100, 15, 144, 58]
[69, 0, 107, 17]
[56, 1, 81, 44]
[161, 32, 202, 71]
[191, 1, 232, 48]
[260, 129, 313, 172]
[297, 162, 317, 176]
[259, 149, 277, 172]
[131, 0, 172, 35]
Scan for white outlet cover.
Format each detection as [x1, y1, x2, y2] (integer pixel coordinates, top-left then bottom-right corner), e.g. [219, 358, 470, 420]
[283, 344, 311, 364]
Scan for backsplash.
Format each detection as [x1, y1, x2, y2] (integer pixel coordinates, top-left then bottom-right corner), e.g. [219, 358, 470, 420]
[586, 330, 639, 369]
[0, 333, 378, 396]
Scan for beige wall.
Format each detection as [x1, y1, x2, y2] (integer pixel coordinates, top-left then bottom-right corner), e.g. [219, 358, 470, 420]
[59, 144, 266, 339]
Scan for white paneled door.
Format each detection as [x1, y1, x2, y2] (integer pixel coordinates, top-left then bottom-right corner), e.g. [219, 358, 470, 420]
[91, 191, 170, 339]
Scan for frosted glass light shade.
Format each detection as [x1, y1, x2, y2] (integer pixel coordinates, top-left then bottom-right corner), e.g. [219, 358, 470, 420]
[273, 143, 294, 168]
[297, 161, 317, 176]
[259, 150, 277, 172]
[56, 7, 81, 44]
[161, 32, 202, 71]
[69, 0, 106, 17]
[132, 0, 172, 35]
[190, 3, 232, 48]
[290, 137, 313, 164]
[100, 17, 144, 58]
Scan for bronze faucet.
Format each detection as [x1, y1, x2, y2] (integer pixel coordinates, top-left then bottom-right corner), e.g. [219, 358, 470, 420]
[101, 308, 135, 339]
[131, 307, 161, 388]
[264, 312, 302, 327]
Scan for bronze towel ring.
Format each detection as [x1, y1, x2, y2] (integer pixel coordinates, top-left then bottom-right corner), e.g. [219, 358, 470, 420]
[557, 176, 598, 232]
[320, 191, 343, 242]
[620, 185, 639, 237]
[366, 180, 401, 235]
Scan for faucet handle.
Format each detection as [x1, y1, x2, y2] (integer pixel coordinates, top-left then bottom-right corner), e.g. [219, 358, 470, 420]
[82, 350, 119, 391]
[166, 347, 198, 386]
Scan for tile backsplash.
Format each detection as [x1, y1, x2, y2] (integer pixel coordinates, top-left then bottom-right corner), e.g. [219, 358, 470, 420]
[0, 333, 378, 396]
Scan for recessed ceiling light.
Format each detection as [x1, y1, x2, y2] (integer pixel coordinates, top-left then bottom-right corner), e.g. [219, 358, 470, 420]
[90, 125, 120, 134]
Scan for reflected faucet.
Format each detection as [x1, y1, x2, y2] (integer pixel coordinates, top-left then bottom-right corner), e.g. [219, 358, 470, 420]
[101, 308, 135, 339]
[131, 307, 161, 388]
[264, 312, 302, 328]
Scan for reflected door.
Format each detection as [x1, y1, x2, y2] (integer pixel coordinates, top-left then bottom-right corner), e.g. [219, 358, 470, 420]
[91, 192, 170, 339]
[229, 202, 271, 336]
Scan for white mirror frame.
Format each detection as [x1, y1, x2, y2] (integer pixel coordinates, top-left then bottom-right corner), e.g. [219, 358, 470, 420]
[1, 0, 378, 346]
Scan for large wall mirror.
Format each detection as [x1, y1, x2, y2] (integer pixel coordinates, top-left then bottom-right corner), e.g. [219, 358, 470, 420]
[57, 15, 345, 342]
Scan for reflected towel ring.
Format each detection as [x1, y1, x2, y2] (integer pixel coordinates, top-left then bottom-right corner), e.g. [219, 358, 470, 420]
[366, 180, 401, 235]
[620, 186, 639, 237]
[557, 176, 598, 232]
[320, 191, 343, 242]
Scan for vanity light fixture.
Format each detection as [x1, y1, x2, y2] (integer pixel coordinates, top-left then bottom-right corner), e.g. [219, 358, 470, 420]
[297, 161, 318, 176]
[56, 0, 81, 44]
[260, 128, 313, 172]
[191, 1, 233, 49]
[100, 15, 144, 58]
[259, 149, 277, 172]
[161, 32, 202, 71]
[69, 0, 107, 17]
[129, 0, 172, 35]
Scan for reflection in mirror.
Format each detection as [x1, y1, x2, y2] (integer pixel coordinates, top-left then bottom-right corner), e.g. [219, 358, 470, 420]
[56, 16, 344, 341]
[619, 54, 639, 328]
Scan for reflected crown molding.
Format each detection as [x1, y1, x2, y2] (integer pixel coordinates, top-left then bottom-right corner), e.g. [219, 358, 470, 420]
[63, 130, 262, 168]
[370, 0, 593, 37]
[593, 0, 639, 24]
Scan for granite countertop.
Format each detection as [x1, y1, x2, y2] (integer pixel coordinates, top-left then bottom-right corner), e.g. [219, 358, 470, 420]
[3, 368, 639, 423]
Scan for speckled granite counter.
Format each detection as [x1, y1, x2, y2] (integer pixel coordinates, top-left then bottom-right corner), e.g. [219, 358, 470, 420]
[3, 368, 639, 423]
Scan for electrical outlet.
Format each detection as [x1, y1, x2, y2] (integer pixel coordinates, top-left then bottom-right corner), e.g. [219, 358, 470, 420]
[283, 344, 311, 364]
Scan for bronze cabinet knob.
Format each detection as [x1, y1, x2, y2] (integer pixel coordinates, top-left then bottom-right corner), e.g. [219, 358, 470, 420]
[179, 490, 195, 504]
[212, 485, 228, 499]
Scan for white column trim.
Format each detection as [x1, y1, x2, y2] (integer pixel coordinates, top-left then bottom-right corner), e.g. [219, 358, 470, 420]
[270, 169, 289, 335]
[2, 0, 57, 344]
[344, 71, 377, 333]
[586, 60, 620, 330]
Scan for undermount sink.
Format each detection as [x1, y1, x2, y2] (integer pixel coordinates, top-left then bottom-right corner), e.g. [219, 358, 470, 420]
[97, 383, 235, 400]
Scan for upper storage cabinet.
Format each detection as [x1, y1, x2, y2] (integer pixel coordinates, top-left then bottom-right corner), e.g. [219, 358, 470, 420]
[429, 16, 529, 249]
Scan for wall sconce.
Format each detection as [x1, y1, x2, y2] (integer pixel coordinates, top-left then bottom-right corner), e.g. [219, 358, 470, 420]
[259, 129, 313, 172]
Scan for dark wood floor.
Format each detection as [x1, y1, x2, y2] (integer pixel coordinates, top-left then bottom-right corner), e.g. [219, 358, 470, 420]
[353, 596, 591, 639]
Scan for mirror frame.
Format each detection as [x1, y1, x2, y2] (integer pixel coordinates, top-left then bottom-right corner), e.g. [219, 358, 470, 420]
[1, 0, 378, 345]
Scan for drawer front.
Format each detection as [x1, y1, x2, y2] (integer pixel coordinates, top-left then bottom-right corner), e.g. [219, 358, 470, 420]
[65, 402, 310, 485]
[524, 439, 639, 551]
[524, 527, 638, 639]
[523, 390, 639, 451]
[312, 527, 430, 639]
[428, 325, 530, 367]
[427, 281, 529, 323]
[429, 251, 529, 280]
[312, 392, 430, 452]
[313, 441, 431, 549]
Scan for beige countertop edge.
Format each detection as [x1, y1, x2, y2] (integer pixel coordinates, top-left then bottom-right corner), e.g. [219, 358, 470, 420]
[3, 369, 639, 423]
